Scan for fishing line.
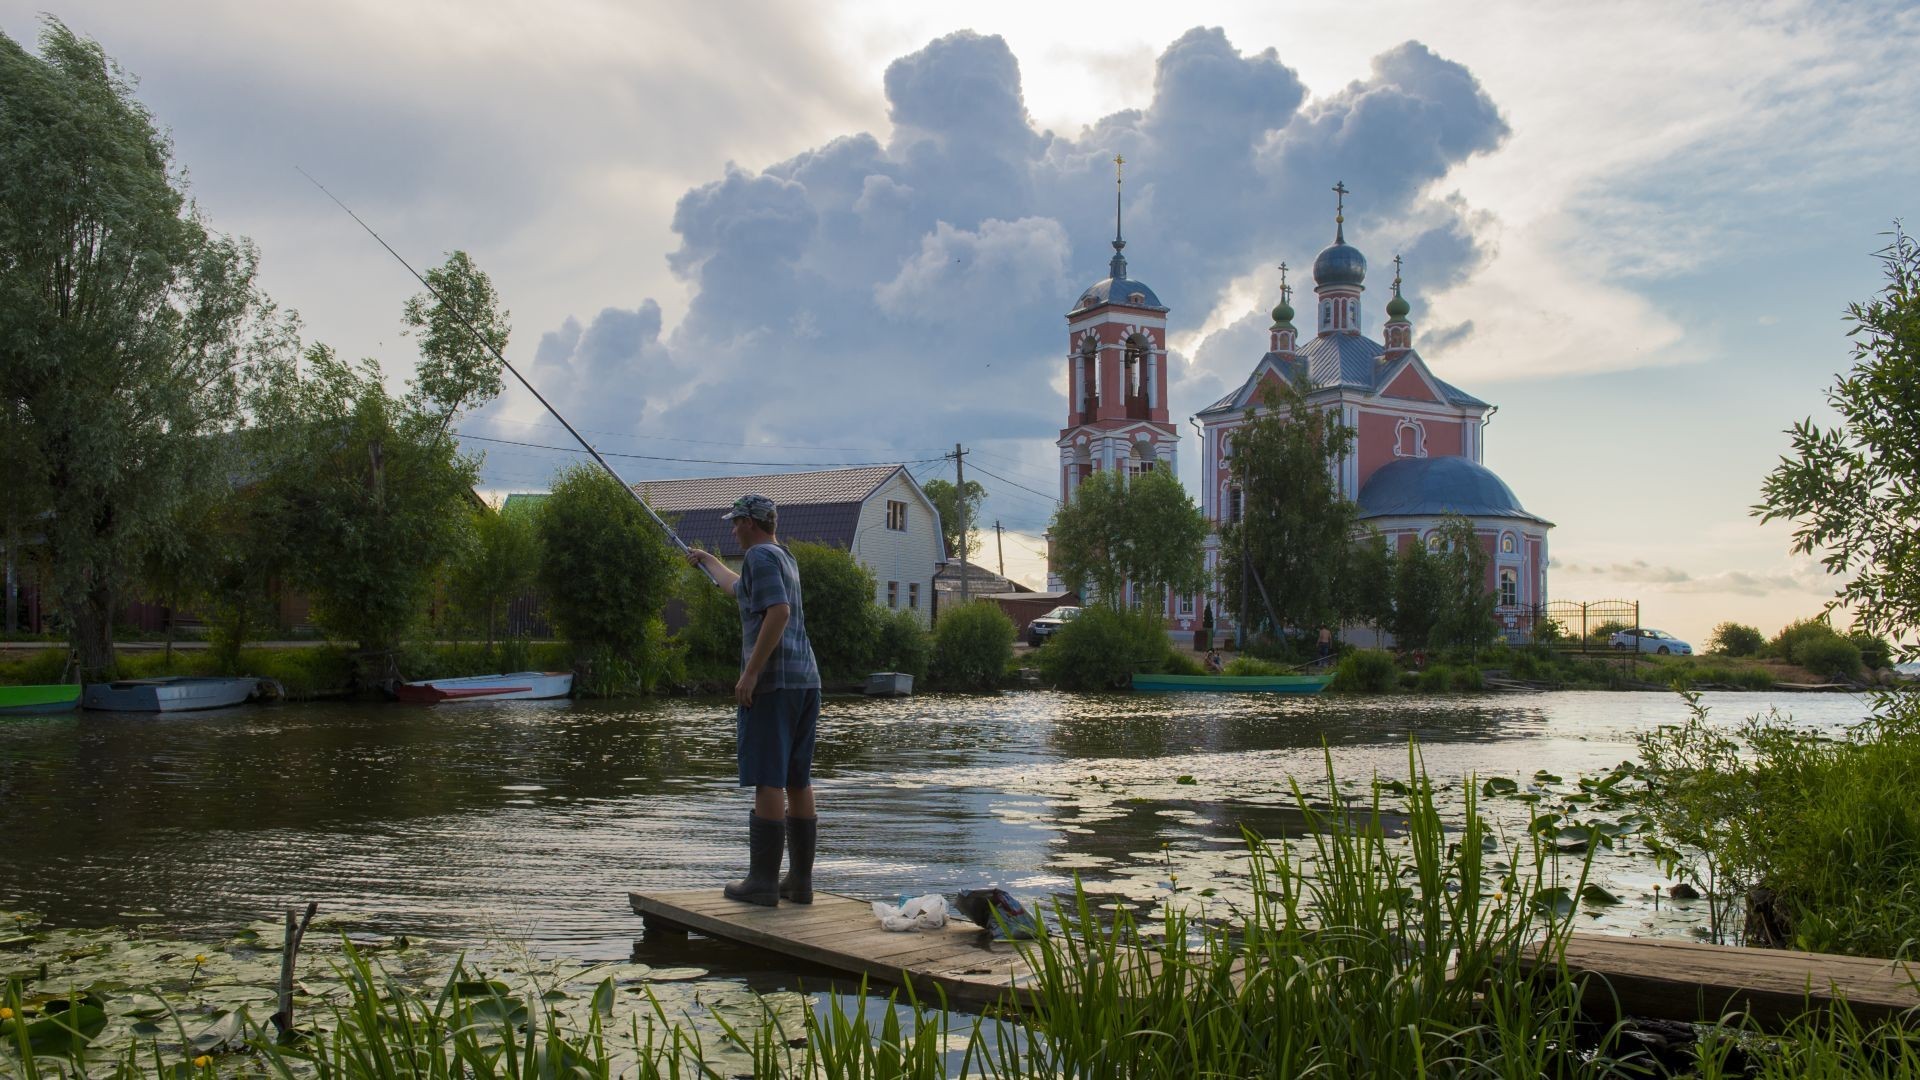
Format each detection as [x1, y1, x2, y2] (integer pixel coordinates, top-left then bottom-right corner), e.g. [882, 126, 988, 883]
[295, 166, 717, 583]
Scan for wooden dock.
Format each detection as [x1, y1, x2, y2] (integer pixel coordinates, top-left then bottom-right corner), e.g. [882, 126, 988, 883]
[629, 889, 1038, 1009]
[1521, 933, 1920, 1027]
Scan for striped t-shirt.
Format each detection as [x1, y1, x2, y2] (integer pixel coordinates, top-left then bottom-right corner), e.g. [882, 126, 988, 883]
[736, 543, 821, 691]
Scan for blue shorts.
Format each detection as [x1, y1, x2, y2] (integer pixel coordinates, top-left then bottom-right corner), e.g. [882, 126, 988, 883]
[737, 687, 819, 788]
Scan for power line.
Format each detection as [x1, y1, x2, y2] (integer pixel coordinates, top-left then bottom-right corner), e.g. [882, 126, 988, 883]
[456, 431, 943, 470]
[967, 462, 1060, 505]
[480, 413, 950, 456]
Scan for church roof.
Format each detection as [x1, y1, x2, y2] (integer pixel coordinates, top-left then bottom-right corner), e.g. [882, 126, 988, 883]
[1355, 456, 1552, 526]
[1071, 276, 1167, 314]
[1197, 335, 1487, 415]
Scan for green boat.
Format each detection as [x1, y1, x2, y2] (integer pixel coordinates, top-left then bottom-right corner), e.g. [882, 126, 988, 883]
[0, 684, 82, 716]
[1131, 673, 1332, 694]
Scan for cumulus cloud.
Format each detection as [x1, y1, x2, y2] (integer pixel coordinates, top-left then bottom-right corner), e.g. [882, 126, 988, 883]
[466, 26, 1511, 528]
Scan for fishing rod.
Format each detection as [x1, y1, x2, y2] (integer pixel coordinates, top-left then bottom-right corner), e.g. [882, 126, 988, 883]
[295, 167, 717, 585]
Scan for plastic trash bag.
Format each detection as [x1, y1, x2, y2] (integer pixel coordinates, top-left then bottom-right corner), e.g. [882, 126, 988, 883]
[954, 888, 1040, 940]
[873, 893, 949, 932]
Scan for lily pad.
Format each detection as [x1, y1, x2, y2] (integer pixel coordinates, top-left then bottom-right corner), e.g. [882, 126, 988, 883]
[3, 1004, 108, 1056]
[1579, 885, 1622, 906]
[1481, 777, 1518, 797]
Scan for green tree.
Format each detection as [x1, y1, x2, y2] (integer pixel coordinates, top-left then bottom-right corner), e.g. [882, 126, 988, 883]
[1339, 529, 1397, 635]
[922, 478, 985, 560]
[261, 346, 481, 674]
[787, 541, 881, 679]
[929, 601, 1015, 690]
[1388, 541, 1445, 651]
[451, 500, 540, 650]
[1049, 468, 1207, 610]
[0, 20, 268, 677]
[1759, 226, 1920, 662]
[1216, 379, 1357, 637]
[401, 249, 509, 426]
[537, 464, 679, 693]
[1429, 515, 1500, 655]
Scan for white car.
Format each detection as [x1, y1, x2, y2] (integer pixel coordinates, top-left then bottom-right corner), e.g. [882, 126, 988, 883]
[1026, 606, 1081, 646]
[1610, 628, 1692, 655]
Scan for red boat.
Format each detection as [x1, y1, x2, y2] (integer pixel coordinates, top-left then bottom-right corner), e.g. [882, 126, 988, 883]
[394, 672, 574, 703]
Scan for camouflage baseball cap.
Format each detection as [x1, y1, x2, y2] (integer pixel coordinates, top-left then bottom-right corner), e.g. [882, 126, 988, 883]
[721, 492, 777, 525]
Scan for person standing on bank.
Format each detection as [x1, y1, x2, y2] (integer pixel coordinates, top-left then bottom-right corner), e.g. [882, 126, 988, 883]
[686, 494, 822, 907]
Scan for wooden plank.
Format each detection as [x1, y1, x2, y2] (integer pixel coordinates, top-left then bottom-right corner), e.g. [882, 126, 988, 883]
[631, 888, 1035, 1010]
[1519, 933, 1920, 1028]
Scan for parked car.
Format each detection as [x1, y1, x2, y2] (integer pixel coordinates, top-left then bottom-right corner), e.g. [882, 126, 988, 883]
[1026, 605, 1082, 646]
[1610, 628, 1692, 655]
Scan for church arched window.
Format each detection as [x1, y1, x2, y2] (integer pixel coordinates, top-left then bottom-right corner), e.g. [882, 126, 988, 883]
[1078, 338, 1099, 416]
[1499, 568, 1518, 607]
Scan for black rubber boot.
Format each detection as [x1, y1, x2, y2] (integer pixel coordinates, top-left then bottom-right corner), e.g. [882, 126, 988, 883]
[723, 813, 783, 907]
[779, 815, 817, 904]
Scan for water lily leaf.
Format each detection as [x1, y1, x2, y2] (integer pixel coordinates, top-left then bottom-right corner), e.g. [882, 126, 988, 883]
[1533, 771, 1562, 784]
[642, 967, 708, 982]
[5, 1004, 107, 1056]
[1175, 775, 1197, 785]
[1579, 885, 1622, 906]
[1530, 887, 1574, 918]
[190, 1007, 249, 1053]
[454, 979, 512, 998]
[590, 976, 616, 1016]
[1481, 777, 1518, 797]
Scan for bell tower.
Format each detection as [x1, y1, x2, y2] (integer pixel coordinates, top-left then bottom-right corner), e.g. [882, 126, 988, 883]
[1051, 155, 1180, 589]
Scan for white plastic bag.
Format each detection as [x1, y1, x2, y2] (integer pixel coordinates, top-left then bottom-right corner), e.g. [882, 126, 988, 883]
[872, 893, 949, 932]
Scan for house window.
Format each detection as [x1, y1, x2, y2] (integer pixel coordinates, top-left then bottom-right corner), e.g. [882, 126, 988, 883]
[1499, 568, 1518, 607]
[1179, 595, 1194, 615]
[886, 581, 899, 608]
[908, 583, 919, 609]
[886, 500, 907, 530]
[1229, 487, 1243, 524]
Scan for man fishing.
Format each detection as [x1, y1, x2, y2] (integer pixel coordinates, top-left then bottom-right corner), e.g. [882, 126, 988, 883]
[686, 494, 821, 907]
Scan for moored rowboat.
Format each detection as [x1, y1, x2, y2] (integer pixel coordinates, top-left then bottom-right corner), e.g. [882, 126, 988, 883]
[82, 676, 267, 713]
[395, 671, 573, 703]
[1131, 673, 1332, 694]
[0, 684, 82, 716]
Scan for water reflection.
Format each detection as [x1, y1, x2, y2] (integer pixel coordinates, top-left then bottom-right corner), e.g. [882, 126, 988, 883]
[0, 689, 1874, 958]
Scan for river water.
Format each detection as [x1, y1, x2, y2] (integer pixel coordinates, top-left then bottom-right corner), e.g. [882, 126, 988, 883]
[0, 689, 1876, 969]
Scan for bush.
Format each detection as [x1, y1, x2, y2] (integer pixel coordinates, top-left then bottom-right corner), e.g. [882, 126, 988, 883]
[1223, 655, 1289, 677]
[872, 608, 930, 679]
[1708, 622, 1766, 657]
[1417, 664, 1454, 693]
[1033, 605, 1169, 691]
[786, 542, 882, 681]
[929, 601, 1015, 690]
[1634, 694, 1920, 956]
[1450, 665, 1484, 692]
[537, 465, 678, 691]
[1162, 651, 1206, 676]
[1330, 648, 1397, 693]
[1797, 634, 1862, 679]
[1508, 649, 1539, 680]
[1769, 617, 1843, 666]
[1588, 619, 1631, 645]
[1850, 631, 1894, 671]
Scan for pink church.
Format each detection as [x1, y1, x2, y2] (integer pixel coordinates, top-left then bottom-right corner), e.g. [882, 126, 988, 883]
[1055, 179, 1552, 643]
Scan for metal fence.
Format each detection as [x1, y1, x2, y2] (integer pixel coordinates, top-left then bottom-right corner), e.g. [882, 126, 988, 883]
[1524, 599, 1641, 654]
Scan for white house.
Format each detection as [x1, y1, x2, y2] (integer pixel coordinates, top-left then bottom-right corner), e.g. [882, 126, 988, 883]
[634, 465, 946, 627]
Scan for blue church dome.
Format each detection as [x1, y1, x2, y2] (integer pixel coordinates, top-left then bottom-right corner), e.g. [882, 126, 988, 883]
[1313, 241, 1367, 288]
[1356, 456, 1550, 524]
[1073, 276, 1166, 312]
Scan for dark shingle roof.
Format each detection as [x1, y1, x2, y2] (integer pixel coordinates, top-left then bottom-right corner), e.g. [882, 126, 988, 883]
[499, 465, 907, 558]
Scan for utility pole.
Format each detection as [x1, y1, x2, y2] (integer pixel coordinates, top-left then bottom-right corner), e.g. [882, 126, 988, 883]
[952, 443, 971, 604]
[994, 520, 1005, 578]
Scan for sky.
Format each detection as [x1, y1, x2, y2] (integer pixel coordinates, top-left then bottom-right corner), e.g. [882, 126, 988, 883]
[7, 0, 1916, 648]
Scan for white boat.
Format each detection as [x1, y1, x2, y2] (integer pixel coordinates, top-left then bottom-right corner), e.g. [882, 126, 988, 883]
[863, 672, 914, 697]
[395, 671, 573, 703]
[82, 676, 266, 713]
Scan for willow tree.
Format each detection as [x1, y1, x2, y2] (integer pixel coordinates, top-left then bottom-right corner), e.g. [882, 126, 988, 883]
[0, 20, 266, 677]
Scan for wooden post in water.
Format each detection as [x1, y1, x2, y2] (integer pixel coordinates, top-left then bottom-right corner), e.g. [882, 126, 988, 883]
[271, 902, 319, 1040]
